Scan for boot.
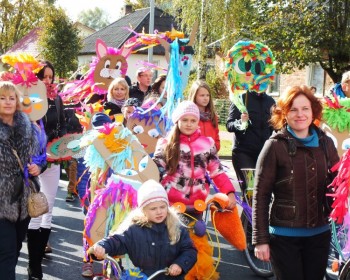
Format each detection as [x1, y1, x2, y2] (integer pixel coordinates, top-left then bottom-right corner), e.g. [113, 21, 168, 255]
[27, 229, 42, 280]
[27, 228, 51, 280]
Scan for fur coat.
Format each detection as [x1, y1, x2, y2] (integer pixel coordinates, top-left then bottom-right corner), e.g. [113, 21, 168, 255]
[0, 111, 40, 222]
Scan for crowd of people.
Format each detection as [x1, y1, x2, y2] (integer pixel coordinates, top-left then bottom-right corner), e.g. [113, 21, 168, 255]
[0, 54, 349, 280]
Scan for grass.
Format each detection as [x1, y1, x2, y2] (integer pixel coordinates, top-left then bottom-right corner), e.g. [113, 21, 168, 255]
[218, 122, 232, 158]
[218, 139, 232, 158]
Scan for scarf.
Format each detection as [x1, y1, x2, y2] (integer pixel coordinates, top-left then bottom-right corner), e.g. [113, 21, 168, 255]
[110, 98, 125, 107]
[287, 125, 319, 147]
[200, 111, 211, 122]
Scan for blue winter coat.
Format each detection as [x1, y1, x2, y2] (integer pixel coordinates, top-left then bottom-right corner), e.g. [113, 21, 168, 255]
[98, 222, 197, 279]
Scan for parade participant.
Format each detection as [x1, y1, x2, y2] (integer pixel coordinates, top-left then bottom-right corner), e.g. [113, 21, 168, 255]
[103, 77, 130, 118]
[27, 61, 67, 279]
[92, 179, 197, 279]
[129, 67, 153, 105]
[143, 74, 167, 108]
[329, 70, 350, 98]
[0, 81, 41, 280]
[188, 80, 220, 151]
[153, 100, 236, 279]
[63, 102, 83, 202]
[121, 97, 138, 125]
[253, 85, 339, 280]
[224, 40, 276, 194]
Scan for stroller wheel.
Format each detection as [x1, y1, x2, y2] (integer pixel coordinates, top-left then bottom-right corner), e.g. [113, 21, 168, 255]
[340, 259, 350, 280]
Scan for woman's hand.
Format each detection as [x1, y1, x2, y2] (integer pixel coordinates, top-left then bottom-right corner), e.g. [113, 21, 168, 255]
[27, 163, 40, 177]
[254, 243, 270, 262]
[227, 192, 237, 209]
[92, 244, 106, 260]
[168, 264, 182, 276]
[241, 112, 249, 122]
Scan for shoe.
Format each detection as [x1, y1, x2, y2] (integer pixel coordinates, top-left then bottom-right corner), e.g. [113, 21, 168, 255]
[65, 193, 75, 202]
[45, 243, 52, 254]
[82, 262, 93, 277]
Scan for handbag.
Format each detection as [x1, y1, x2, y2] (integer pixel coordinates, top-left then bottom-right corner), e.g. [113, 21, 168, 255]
[11, 148, 49, 218]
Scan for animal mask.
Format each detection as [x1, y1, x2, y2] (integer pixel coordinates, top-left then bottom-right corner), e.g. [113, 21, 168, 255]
[93, 39, 132, 90]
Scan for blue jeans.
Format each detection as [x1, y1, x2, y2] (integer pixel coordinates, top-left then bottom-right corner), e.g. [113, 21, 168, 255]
[0, 217, 30, 280]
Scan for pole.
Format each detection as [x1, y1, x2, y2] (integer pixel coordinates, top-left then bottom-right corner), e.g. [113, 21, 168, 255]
[197, 0, 205, 79]
[148, 0, 155, 63]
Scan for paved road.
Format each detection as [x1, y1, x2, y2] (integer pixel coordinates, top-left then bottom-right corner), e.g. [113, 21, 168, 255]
[15, 159, 275, 280]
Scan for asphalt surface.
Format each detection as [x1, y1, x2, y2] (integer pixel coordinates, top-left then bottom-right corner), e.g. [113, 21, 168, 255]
[15, 159, 275, 280]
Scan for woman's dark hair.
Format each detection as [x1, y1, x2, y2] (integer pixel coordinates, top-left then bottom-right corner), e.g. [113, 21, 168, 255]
[151, 74, 166, 94]
[36, 60, 55, 84]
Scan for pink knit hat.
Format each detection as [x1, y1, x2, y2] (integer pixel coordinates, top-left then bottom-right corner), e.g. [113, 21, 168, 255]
[172, 101, 200, 124]
[137, 179, 169, 208]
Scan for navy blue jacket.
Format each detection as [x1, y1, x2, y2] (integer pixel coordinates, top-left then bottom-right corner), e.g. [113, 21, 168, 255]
[98, 222, 197, 279]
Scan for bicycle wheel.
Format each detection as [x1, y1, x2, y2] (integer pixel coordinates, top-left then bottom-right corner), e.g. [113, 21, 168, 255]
[241, 213, 274, 277]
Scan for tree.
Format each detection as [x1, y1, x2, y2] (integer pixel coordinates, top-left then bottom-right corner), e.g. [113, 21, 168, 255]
[157, 0, 253, 78]
[0, 0, 46, 54]
[237, 0, 350, 83]
[78, 7, 110, 30]
[38, 8, 82, 78]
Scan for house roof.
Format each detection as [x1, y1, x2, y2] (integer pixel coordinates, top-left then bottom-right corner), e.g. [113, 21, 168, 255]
[5, 27, 42, 57]
[80, 7, 178, 56]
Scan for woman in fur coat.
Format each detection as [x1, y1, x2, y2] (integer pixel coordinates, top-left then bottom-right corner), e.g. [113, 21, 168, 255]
[0, 81, 41, 280]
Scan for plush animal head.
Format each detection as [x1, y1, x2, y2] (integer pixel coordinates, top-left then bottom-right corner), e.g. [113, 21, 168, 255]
[93, 39, 133, 91]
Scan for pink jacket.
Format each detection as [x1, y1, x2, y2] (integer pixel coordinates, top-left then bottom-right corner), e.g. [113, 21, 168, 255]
[153, 129, 235, 206]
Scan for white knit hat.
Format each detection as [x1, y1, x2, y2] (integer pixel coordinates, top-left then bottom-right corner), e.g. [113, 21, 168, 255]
[172, 100, 200, 124]
[137, 179, 169, 208]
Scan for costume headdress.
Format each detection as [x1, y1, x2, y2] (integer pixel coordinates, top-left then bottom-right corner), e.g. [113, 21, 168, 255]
[224, 41, 276, 114]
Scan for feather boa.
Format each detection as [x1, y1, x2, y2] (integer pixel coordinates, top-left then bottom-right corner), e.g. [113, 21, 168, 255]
[328, 149, 350, 224]
[323, 96, 350, 133]
[83, 177, 138, 248]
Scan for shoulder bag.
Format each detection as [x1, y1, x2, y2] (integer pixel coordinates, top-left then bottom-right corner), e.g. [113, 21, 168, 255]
[11, 148, 49, 218]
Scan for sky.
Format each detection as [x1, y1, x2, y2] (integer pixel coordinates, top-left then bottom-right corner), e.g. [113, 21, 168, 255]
[55, 0, 125, 23]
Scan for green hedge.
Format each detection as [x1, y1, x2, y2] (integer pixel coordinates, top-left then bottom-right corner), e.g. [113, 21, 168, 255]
[214, 99, 231, 125]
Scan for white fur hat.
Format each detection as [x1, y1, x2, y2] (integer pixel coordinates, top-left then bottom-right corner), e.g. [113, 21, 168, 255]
[137, 179, 169, 208]
[172, 100, 200, 124]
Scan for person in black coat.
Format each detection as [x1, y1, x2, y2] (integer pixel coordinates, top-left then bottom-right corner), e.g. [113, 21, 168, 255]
[92, 180, 197, 280]
[226, 91, 275, 192]
[103, 77, 130, 119]
[128, 67, 153, 105]
[27, 60, 67, 280]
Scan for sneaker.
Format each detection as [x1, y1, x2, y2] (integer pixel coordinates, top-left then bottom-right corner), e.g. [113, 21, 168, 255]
[65, 193, 75, 202]
[81, 262, 93, 277]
